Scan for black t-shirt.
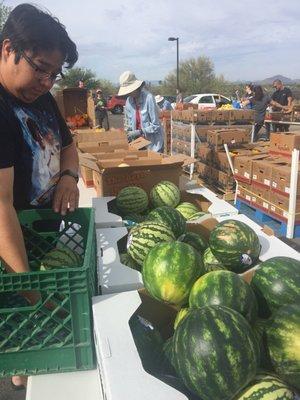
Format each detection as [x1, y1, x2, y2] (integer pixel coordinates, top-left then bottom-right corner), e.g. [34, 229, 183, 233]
[0, 85, 73, 210]
[271, 87, 293, 108]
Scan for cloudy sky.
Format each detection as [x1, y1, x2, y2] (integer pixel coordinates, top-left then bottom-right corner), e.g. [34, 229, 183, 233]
[6, 0, 300, 83]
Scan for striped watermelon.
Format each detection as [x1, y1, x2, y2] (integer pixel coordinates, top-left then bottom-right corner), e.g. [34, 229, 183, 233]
[176, 202, 200, 220]
[143, 241, 205, 305]
[173, 305, 260, 400]
[40, 247, 82, 270]
[150, 181, 180, 208]
[127, 221, 175, 266]
[236, 374, 294, 399]
[188, 211, 208, 221]
[147, 206, 186, 238]
[174, 308, 190, 330]
[116, 186, 148, 214]
[177, 231, 208, 254]
[265, 303, 300, 391]
[209, 219, 261, 273]
[251, 257, 300, 317]
[161, 337, 176, 375]
[189, 270, 258, 322]
[203, 247, 226, 272]
[252, 318, 272, 369]
[120, 253, 141, 271]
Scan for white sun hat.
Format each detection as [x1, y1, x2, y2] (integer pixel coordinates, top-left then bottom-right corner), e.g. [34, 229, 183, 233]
[118, 71, 144, 96]
[155, 95, 164, 103]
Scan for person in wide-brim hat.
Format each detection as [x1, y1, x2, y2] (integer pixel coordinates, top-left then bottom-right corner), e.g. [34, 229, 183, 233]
[118, 70, 163, 152]
[155, 94, 172, 111]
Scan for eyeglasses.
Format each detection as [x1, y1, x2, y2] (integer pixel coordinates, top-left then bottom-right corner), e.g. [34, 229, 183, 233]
[21, 51, 64, 83]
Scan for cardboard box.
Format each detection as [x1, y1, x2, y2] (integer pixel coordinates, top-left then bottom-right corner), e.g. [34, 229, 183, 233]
[197, 144, 213, 164]
[269, 132, 300, 157]
[214, 150, 232, 172]
[251, 156, 282, 188]
[207, 128, 250, 148]
[234, 154, 268, 183]
[96, 227, 143, 294]
[236, 182, 252, 203]
[250, 185, 271, 211]
[196, 162, 212, 181]
[217, 169, 235, 190]
[54, 88, 96, 127]
[74, 128, 125, 145]
[271, 162, 300, 196]
[211, 109, 231, 122]
[231, 109, 255, 121]
[269, 191, 300, 222]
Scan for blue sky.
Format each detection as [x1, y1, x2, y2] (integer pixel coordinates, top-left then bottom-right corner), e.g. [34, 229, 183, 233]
[6, 0, 300, 83]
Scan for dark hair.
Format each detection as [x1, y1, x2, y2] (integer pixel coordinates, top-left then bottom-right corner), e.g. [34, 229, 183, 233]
[273, 79, 282, 85]
[0, 3, 78, 68]
[245, 83, 254, 92]
[253, 85, 264, 101]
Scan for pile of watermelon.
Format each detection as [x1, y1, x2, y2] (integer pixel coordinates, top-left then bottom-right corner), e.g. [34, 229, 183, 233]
[116, 181, 300, 399]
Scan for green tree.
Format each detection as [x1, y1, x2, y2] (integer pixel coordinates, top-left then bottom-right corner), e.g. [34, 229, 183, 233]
[0, 1, 11, 30]
[163, 56, 216, 96]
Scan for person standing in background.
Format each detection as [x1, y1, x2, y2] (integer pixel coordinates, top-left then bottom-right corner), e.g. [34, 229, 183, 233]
[155, 95, 172, 111]
[94, 89, 109, 130]
[118, 71, 163, 152]
[176, 88, 183, 103]
[271, 79, 293, 132]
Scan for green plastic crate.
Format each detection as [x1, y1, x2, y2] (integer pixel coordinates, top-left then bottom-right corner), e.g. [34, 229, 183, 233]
[0, 208, 97, 377]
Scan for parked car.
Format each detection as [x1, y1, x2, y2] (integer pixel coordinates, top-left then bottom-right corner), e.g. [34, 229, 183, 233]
[106, 95, 126, 114]
[183, 93, 231, 108]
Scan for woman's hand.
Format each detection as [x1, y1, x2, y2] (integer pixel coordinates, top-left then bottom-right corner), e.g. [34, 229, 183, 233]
[53, 175, 79, 215]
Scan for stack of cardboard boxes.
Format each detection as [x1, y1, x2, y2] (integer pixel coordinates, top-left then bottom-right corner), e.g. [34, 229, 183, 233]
[235, 132, 300, 222]
[172, 109, 254, 124]
[77, 130, 193, 196]
[196, 128, 255, 191]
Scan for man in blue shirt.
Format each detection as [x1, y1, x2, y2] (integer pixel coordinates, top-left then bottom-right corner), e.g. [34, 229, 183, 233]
[155, 95, 172, 111]
[118, 71, 163, 152]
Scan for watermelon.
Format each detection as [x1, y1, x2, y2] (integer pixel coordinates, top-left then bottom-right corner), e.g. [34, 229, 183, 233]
[161, 337, 176, 375]
[150, 181, 180, 208]
[252, 318, 272, 369]
[174, 308, 190, 330]
[147, 206, 186, 238]
[40, 247, 82, 270]
[143, 241, 205, 305]
[203, 247, 226, 272]
[177, 231, 208, 254]
[123, 214, 145, 224]
[173, 305, 260, 400]
[235, 374, 294, 399]
[116, 186, 148, 214]
[209, 219, 261, 272]
[120, 253, 141, 271]
[127, 221, 175, 266]
[265, 303, 300, 391]
[176, 202, 200, 220]
[189, 270, 258, 322]
[188, 211, 207, 221]
[251, 256, 300, 317]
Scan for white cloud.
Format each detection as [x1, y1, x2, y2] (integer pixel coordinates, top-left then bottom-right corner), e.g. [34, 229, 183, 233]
[5, 0, 300, 82]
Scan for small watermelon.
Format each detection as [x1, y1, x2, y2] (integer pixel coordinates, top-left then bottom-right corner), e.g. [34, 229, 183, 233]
[147, 206, 186, 238]
[176, 202, 200, 220]
[177, 231, 208, 254]
[150, 181, 180, 208]
[120, 253, 141, 271]
[189, 270, 258, 322]
[203, 247, 226, 272]
[40, 247, 82, 270]
[116, 186, 148, 214]
[127, 221, 175, 266]
[187, 211, 207, 221]
[235, 374, 294, 399]
[174, 308, 190, 330]
[251, 256, 300, 317]
[209, 219, 261, 272]
[265, 303, 300, 391]
[173, 305, 260, 400]
[143, 241, 205, 305]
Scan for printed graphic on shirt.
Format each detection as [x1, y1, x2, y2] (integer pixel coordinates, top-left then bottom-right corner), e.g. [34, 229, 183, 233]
[12, 102, 62, 206]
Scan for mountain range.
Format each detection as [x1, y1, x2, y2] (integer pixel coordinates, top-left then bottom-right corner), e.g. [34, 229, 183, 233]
[254, 75, 300, 85]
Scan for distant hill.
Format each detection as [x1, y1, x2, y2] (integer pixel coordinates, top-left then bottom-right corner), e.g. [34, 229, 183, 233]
[256, 75, 300, 85]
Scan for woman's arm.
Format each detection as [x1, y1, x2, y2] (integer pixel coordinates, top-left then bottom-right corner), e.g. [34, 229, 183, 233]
[0, 167, 29, 273]
[141, 95, 161, 136]
[53, 141, 79, 216]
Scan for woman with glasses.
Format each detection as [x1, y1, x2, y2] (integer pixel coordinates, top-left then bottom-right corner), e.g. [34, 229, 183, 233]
[0, 3, 79, 389]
